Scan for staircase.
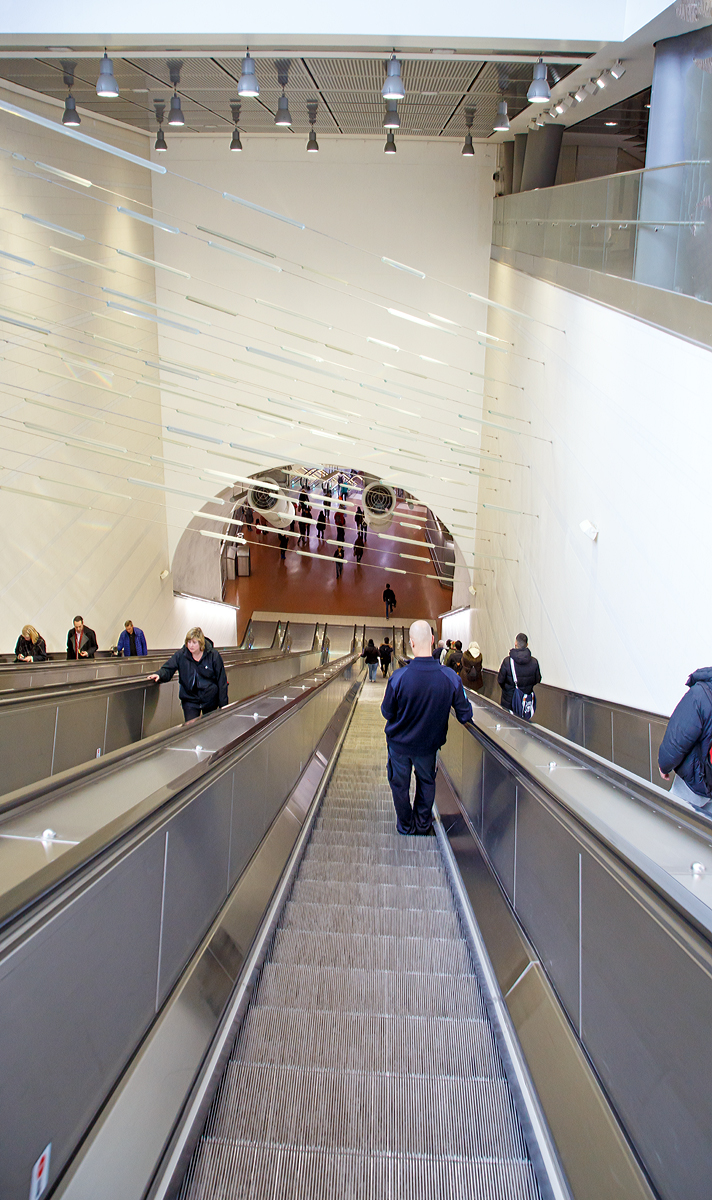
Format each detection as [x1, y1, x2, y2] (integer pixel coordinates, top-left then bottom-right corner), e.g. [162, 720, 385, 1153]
[179, 681, 541, 1199]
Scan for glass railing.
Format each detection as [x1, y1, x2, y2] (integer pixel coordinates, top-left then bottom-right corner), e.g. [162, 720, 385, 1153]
[492, 161, 712, 303]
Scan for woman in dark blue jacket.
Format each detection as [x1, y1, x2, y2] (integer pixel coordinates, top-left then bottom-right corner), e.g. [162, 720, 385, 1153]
[148, 627, 228, 721]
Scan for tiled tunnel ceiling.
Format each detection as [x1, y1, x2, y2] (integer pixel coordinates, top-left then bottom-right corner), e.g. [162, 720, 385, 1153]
[0, 55, 581, 139]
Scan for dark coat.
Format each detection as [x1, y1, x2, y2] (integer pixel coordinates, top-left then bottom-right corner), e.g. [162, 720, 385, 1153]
[497, 647, 541, 710]
[383, 587, 396, 605]
[156, 637, 228, 708]
[362, 643, 379, 665]
[379, 642, 393, 664]
[461, 650, 484, 691]
[116, 627, 148, 656]
[67, 625, 98, 659]
[381, 656, 473, 756]
[658, 667, 712, 799]
[15, 634, 48, 661]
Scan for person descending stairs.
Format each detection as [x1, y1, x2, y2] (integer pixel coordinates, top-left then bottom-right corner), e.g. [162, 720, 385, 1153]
[179, 680, 541, 1199]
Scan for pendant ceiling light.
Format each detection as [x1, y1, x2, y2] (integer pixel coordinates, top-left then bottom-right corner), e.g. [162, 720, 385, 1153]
[275, 60, 292, 126]
[461, 107, 475, 155]
[96, 51, 119, 98]
[167, 61, 185, 127]
[493, 99, 509, 133]
[383, 99, 400, 129]
[238, 51, 260, 98]
[527, 57, 550, 104]
[384, 130, 397, 154]
[230, 102, 243, 150]
[306, 100, 319, 151]
[62, 94, 80, 126]
[382, 53, 405, 101]
[154, 102, 167, 152]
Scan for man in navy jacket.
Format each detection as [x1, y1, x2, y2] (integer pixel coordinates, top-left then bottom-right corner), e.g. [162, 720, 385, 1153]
[658, 667, 712, 811]
[381, 619, 473, 835]
[116, 620, 148, 657]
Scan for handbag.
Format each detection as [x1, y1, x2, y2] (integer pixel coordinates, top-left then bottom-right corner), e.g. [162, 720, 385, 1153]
[510, 658, 536, 721]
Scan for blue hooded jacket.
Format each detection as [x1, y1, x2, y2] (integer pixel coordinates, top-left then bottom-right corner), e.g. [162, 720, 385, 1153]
[116, 626, 147, 656]
[658, 667, 712, 799]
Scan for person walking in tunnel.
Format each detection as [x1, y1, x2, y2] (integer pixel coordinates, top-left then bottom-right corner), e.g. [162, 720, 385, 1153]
[497, 633, 541, 716]
[362, 639, 380, 682]
[445, 640, 464, 674]
[381, 620, 473, 835]
[148, 627, 228, 722]
[334, 505, 346, 543]
[658, 667, 712, 814]
[461, 640, 484, 691]
[353, 529, 365, 564]
[334, 544, 344, 579]
[316, 509, 326, 540]
[383, 583, 397, 619]
[116, 619, 147, 657]
[278, 531, 289, 560]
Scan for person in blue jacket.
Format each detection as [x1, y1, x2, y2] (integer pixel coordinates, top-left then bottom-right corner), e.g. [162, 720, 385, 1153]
[658, 667, 712, 812]
[116, 619, 148, 657]
[381, 619, 473, 835]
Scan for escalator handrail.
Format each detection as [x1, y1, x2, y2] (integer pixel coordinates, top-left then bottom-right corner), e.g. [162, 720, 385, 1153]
[0, 651, 362, 934]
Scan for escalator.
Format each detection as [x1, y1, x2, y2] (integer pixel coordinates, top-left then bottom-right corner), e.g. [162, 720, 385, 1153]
[177, 682, 553, 1200]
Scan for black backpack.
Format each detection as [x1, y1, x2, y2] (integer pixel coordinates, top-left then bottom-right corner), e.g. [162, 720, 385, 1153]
[449, 649, 463, 672]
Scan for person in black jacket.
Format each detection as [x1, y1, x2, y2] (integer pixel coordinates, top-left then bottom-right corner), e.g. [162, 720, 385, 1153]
[381, 620, 473, 835]
[383, 584, 396, 619]
[362, 638, 380, 682]
[148, 627, 228, 721]
[497, 633, 541, 711]
[15, 624, 48, 662]
[67, 616, 98, 659]
[658, 667, 712, 811]
[379, 636, 393, 677]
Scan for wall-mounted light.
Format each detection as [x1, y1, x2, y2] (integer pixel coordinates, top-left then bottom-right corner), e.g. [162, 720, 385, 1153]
[382, 53, 405, 100]
[159, 568, 170, 579]
[580, 519, 599, 541]
[527, 58, 550, 103]
[238, 51, 259, 98]
[610, 61, 626, 80]
[96, 50, 119, 98]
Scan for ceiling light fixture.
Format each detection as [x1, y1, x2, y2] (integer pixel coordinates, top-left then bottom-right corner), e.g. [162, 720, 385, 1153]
[382, 53, 406, 100]
[238, 50, 260, 98]
[575, 84, 588, 103]
[384, 129, 397, 154]
[527, 57, 550, 103]
[610, 61, 626, 80]
[596, 69, 611, 88]
[153, 102, 167, 152]
[167, 62, 184, 127]
[383, 98, 400, 129]
[306, 100, 319, 151]
[61, 61, 80, 126]
[493, 99, 509, 133]
[229, 101, 243, 151]
[275, 60, 292, 126]
[96, 50, 119, 98]
[462, 107, 475, 155]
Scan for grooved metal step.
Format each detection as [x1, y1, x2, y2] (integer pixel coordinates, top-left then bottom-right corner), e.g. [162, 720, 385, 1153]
[179, 685, 541, 1200]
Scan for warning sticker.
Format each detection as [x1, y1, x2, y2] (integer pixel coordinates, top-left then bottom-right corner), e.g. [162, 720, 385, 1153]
[29, 1144, 51, 1200]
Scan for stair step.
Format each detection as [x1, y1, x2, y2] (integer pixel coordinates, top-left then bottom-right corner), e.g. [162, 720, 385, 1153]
[281, 900, 461, 940]
[288, 879, 452, 912]
[271, 928, 470, 974]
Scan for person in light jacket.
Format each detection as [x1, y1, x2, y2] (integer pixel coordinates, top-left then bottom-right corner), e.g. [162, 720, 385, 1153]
[148, 627, 228, 721]
[116, 620, 148, 657]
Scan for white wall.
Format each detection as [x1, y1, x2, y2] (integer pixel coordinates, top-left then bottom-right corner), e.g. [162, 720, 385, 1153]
[468, 258, 712, 716]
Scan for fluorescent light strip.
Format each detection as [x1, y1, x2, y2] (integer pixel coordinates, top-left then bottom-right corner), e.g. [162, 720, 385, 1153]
[116, 207, 180, 234]
[102, 289, 211, 326]
[208, 241, 281, 272]
[200, 529, 246, 545]
[223, 192, 305, 230]
[0, 483, 86, 508]
[186, 295, 238, 317]
[50, 245, 117, 271]
[0, 313, 50, 334]
[35, 161, 92, 187]
[194, 511, 245, 526]
[0, 98, 166, 174]
[381, 257, 425, 279]
[24, 398, 104, 423]
[281, 345, 323, 362]
[367, 337, 399, 351]
[0, 248, 34, 266]
[245, 347, 342, 379]
[387, 307, 455, 332]
[145, 361, 200, 380]
[255, 299, 332, 329]
[91, 333, 139, 352]
[128, 478, 225, 504]
[197, 226, 276, 258]
[104, 302, 199, 334]
[116, 248, 190, 278]
[428, 313, 459, 326]
[203, 470, 278, 490]
[23, 213, 84, 241]
[166, 425, 222, 444]
[24, 422, 127, 452]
